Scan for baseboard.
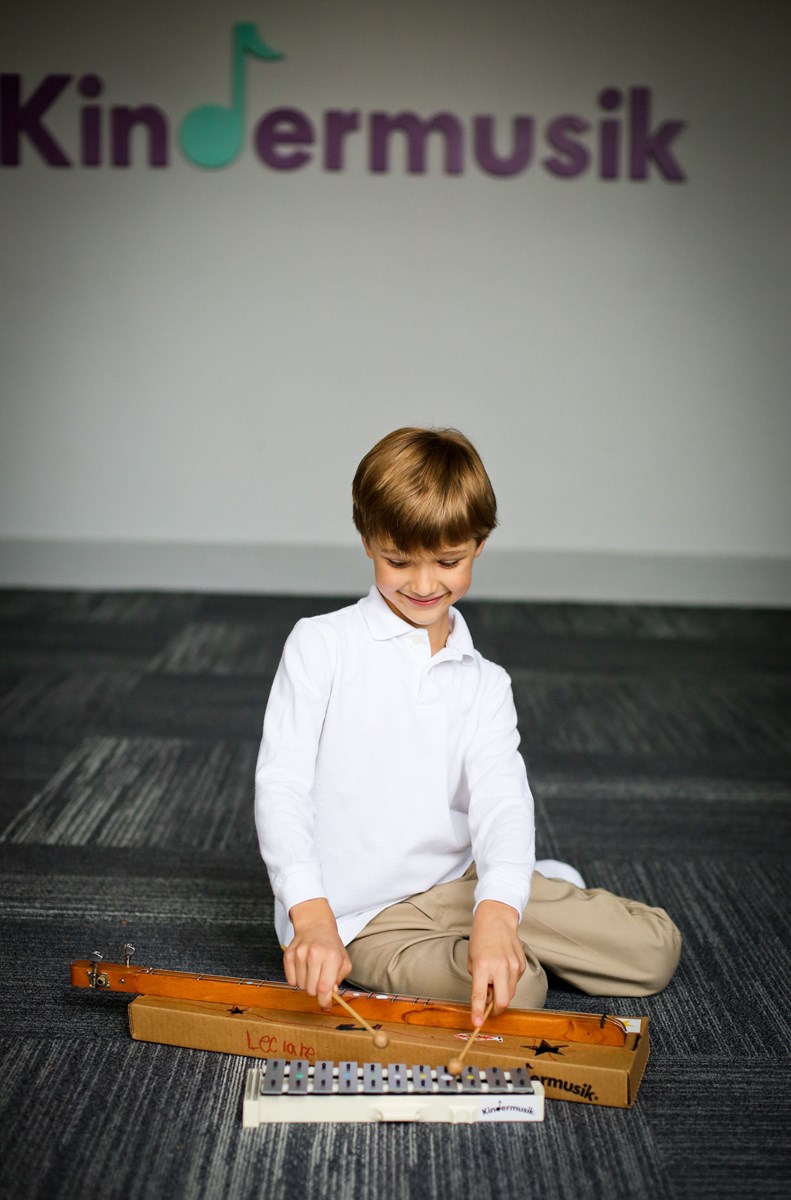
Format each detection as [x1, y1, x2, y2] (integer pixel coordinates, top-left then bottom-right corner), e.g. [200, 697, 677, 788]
[0, 538, 789, 607]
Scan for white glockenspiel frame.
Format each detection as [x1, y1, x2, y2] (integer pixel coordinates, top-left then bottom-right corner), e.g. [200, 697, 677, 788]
[242, 1060, 545, 1125]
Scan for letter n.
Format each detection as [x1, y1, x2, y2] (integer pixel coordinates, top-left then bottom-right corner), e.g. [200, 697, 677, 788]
[111, 105, 169, 167]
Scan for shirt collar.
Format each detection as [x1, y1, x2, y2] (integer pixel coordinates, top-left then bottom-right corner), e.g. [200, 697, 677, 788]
[358, 585, 476, 658]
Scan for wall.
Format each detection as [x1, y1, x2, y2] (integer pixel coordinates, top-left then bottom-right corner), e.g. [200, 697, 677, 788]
[1, 0, 789, 602]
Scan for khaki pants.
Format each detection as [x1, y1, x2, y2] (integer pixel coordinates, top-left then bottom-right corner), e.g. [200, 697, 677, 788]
[346, 865, 682, 1007]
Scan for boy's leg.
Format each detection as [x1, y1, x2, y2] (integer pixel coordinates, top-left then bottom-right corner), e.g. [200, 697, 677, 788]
[347, 867, 681, 1003]
[520, 872, 682, 995]
[346, 867, 548, 1008]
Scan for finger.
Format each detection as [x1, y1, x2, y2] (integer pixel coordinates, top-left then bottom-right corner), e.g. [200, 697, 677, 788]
[284, 942, 307, 990]
[470, 973, 492, 1027]
[316, 967, 337, 1010]
[490, 971, 511, 1016]
[495, 951, 527, 1013]
[339, 953, 352, 983]
[326, 951, 352, 1005]
[283, 952, 297, 988]
[303, 950, 324, 999]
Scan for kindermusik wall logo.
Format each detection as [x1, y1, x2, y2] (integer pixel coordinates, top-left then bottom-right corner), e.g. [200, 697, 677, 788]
[0, 22, 688, 181]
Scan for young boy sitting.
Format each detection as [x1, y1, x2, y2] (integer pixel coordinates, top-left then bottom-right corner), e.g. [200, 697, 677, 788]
[255, 427, 681, 1028]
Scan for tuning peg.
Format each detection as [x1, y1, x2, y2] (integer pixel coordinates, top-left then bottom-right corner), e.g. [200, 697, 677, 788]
[88, 951, 106, 989]
[122, 943, 135, 967]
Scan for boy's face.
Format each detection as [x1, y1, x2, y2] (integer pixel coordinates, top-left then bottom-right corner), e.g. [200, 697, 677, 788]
[363, 536, 485, 650]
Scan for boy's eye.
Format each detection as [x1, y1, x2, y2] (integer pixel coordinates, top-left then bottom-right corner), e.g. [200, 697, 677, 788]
[385, 557, 461, 568]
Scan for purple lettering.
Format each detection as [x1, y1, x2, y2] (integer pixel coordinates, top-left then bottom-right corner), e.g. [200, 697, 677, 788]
[324, 109, 360, 170]
[79, 75, 104, 167]
[0, 74, 72, 166]
[369, 111, 463, 174]
[2, 72, 688, 184]
[543, 116, 590, 178]
[255, 107, 314, 169]
[598, 87, 622, 180]
[111, 105, 168, 167]
[629, 87, 686, 181]
[473, 116, 533, 177]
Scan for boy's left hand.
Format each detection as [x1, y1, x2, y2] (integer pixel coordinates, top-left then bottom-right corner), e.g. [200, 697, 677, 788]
[467, 899, 526, 1026]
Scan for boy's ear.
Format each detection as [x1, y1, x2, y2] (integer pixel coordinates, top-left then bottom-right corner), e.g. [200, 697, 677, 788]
[473, 539, 486, 558]
[362, 537, 374, 560]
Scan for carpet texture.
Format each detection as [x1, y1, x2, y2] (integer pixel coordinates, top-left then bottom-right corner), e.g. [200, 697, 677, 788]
[0, 589, 789, 1199]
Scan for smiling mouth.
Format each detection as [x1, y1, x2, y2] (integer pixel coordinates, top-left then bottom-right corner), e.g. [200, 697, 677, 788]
[402, 594, 446, 607]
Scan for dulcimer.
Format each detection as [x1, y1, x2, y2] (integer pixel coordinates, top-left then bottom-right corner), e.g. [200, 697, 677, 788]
[70, 948, 627, 1047]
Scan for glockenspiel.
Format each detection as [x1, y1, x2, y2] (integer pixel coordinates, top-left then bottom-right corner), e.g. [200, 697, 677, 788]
[242, 1059, 545, 1125]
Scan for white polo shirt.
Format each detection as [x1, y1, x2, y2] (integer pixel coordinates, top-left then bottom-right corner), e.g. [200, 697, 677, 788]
[255, 585, 535, 947]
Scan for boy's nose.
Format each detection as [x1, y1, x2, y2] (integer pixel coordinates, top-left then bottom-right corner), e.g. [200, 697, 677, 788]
[413, 568, 438, 596]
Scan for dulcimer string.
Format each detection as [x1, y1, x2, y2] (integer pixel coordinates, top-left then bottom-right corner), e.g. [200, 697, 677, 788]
[69, 958, 627, 1047]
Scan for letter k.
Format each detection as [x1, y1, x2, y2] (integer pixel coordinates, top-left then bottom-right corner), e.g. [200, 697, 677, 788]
[629, 87, 686, 181]
[1, 74, 72, 166]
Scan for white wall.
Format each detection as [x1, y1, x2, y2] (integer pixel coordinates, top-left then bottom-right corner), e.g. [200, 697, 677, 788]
[1, 0, 789, 602]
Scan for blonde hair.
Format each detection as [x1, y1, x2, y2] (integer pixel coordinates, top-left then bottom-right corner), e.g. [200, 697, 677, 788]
[352, 427, 497, 552]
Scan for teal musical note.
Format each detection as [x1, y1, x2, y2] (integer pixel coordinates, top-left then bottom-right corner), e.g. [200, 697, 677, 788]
[179, 23, 283, 168]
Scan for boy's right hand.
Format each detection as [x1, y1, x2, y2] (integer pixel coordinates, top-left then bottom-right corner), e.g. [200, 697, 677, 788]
[285, 897, 352, 1009]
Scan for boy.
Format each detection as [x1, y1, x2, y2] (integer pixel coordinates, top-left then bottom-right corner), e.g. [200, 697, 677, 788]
[255, 427, 681, 1028]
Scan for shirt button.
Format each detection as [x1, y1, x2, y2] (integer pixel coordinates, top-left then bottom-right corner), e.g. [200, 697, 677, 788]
[410, 634, 423, 645]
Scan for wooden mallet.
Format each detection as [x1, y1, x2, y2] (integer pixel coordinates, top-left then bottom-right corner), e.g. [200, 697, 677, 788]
[332, 987, 390, 1049]
[447, 998, 495, 1076]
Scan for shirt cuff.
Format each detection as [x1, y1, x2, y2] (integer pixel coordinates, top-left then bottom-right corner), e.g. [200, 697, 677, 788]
[473, 868, 532, 919]
[274, 864, 327, 917]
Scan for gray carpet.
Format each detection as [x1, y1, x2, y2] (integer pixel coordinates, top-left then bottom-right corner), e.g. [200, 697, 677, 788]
[0, 590, 789, 1199]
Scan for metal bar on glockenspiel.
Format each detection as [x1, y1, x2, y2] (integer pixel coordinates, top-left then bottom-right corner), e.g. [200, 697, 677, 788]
[462, 1066, 483, 1091]
[288, 1060, 311, 1093]
[313, 1061, 334, 1093]
[337, 1062, 358, 1093]
[363, 1063, 384, 1093]
[412, 1066, 433, 1093]
[510, 1067, 534, 1093]
[263, 1059, 286, 1093]
[388, 1064, 409, 1093]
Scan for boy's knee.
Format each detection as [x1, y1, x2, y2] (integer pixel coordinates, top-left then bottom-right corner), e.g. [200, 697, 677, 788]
[513, 955, 548, 1009]
[624, 909, 683, 995]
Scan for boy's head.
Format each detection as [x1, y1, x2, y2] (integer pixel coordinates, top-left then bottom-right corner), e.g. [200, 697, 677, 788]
[352, 427, 497, 553]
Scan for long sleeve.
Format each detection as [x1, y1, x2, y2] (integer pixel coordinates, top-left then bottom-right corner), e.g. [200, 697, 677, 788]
[464, 666, 535, 916]
[254, 618, 337, 922]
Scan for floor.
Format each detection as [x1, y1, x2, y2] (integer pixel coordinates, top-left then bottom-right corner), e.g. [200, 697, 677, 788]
[0, 589, 789, 1199]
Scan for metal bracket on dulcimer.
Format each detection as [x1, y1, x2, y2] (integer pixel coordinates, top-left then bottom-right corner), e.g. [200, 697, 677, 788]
[242, 1060, 545, 1125]
[69, 947, 627, 1047]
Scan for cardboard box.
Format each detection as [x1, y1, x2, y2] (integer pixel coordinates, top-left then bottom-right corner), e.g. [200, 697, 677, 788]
[128, 995, 649, 1108]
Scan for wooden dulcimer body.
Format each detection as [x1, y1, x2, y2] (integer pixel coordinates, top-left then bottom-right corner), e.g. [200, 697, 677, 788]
[70, 956, 627, 1047]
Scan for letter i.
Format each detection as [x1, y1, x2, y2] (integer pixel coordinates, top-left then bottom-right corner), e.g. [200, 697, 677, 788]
[598, 87, 623, 180]
[79, 75, 104, 166]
